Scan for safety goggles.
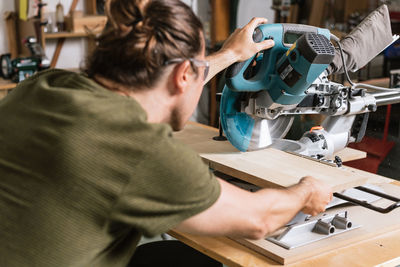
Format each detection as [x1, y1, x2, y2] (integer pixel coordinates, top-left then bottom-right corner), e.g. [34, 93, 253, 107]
[164, 58, 209, 81]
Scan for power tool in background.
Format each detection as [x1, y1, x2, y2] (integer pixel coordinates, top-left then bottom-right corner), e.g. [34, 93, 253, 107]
[219, 4, 400, 161]
[1, 36, 50, 83]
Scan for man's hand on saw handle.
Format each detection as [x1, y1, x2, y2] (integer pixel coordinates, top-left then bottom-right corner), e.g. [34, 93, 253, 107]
[220, 17, 275, 62]
[296, 176, 333, 216]
[204, 17, 274, 84]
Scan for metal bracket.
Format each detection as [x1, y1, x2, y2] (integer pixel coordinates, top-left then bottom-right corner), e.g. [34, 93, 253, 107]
[267, 211, 360, 249]
[333, 186, 400, 214]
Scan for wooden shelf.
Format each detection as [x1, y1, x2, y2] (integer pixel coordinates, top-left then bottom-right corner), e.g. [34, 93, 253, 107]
[44, 31, 101, 39]
[0, 78, 17, 91]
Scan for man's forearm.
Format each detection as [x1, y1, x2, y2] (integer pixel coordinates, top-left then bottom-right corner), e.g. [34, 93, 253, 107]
[175, 178, 315, 240]
[250, 183, 312, 236]
[204, 49, 240, 84]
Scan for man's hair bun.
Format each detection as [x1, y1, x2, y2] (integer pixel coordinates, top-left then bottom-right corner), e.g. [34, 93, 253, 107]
[85, 0, 203, 91]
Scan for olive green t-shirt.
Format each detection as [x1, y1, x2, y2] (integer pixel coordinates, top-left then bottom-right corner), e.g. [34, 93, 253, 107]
[0, 69, 220, 267]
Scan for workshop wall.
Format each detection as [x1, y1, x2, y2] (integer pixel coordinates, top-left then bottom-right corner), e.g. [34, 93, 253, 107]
[0, 1, 205, 70]
[236, 0, 274, 28]
[0, 0, 85, 69]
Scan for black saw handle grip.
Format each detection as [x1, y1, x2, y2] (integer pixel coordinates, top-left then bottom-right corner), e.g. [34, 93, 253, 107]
[225, 27, 264, 79]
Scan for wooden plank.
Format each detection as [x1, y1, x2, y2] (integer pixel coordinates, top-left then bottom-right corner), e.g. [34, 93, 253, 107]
[326, 147, 366, 162]
[174, 122, 368, 192]
[170, 181, 400, 266]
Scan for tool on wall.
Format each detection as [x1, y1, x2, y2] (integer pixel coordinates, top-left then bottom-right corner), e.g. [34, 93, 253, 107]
[0, 36, 50, 83]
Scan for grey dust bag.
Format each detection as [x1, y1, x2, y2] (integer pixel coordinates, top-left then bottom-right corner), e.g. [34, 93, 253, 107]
[327, 4, 397, 75]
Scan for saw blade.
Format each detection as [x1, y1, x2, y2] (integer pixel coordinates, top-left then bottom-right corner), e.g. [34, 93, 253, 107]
[247, 116, 294, 151]
[220, 85, 294, 151]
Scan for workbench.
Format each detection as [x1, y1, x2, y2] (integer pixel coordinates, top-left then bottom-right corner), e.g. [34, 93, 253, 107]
[169, 122, 400, 267]
[0, 78, 16, 91]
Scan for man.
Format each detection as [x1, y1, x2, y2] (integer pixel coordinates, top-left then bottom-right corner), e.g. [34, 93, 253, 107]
[0, 0, 332, 266]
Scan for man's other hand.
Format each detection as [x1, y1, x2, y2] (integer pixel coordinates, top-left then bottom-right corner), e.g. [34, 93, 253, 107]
[298, 176, 333, 216]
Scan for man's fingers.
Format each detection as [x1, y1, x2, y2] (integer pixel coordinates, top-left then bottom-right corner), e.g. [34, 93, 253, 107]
[246, 17, 268, 31]
[257, 39, 275, 50]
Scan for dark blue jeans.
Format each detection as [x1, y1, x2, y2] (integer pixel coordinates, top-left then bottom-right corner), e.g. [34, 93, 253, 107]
[128, 240, 222, 267]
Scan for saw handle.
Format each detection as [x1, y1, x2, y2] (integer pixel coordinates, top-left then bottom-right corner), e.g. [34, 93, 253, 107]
[225, 27, 265, 79]
[333, 186, 400, 214]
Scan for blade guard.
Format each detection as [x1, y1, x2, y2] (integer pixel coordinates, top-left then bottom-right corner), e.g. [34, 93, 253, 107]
[219, 86, 254, 151]
[221, 23, 332, 152]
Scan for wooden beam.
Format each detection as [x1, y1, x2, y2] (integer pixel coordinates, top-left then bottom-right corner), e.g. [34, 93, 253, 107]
[50, 38, 65, 68]
[209, 0, 231, 127]
[85, 0, 97, 15]
[69, 0, 80, 15]
[308, 0, 325, 27]
[211, 0, 230, 45]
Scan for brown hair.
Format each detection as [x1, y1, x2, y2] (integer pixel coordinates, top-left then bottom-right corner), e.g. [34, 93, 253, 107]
[85, 0, 204, 90]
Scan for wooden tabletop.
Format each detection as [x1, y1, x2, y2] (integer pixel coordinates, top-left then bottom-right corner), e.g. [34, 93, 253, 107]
[0, 78, 16, 91]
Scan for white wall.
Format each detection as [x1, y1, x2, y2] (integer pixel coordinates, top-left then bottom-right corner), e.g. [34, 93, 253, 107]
[236, 0, 274, 28]
[42, 0, 86, 69]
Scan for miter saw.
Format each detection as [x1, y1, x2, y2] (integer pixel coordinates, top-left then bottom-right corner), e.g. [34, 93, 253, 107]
[220, 5, 400, 161]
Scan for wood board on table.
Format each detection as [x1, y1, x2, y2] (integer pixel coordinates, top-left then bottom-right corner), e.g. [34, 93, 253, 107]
[174, 122, 368, 192]
[235, 182, 400, 264]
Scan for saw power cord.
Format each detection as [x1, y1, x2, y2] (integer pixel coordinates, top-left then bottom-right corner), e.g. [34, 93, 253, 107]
[330, 34, 355, 87]
[330, 34, 400, 92]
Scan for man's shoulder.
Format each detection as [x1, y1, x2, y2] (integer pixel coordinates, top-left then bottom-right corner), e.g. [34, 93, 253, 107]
[21, 68, 100, 92]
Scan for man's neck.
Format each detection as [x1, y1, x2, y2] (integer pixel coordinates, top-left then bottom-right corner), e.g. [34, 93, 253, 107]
[93, 75, 174, 124]
[129, 90, 173, 124]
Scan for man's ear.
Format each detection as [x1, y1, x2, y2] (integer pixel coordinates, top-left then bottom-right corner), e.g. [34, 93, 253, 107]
[171, 60, 192, 95]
